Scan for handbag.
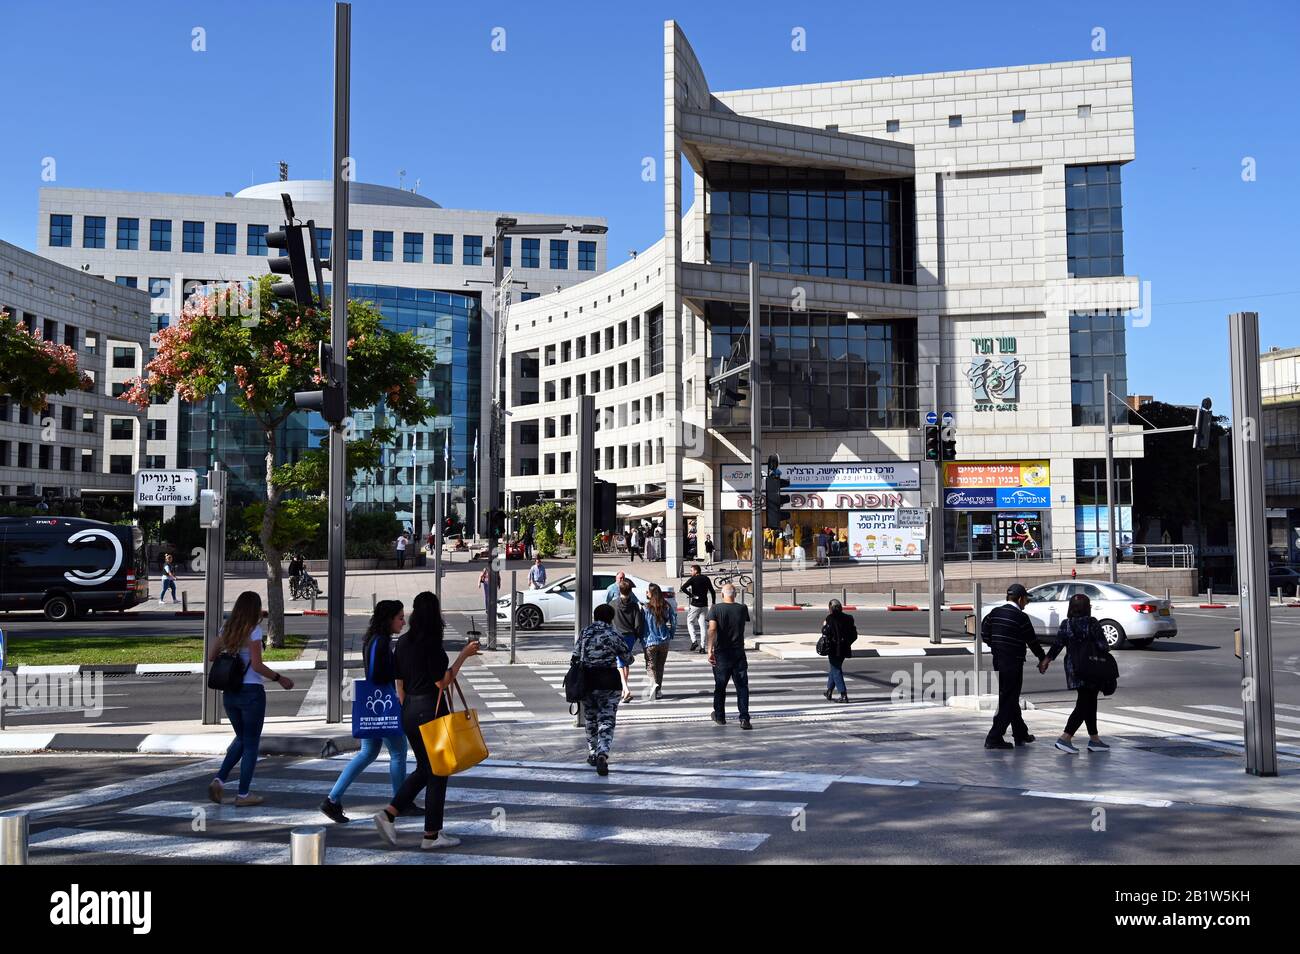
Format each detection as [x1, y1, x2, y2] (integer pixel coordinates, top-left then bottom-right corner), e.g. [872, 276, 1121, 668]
[418, 679, 488, 777]
[563, 639, 588, 703]
[351, 640, 403, 738]
[206, 651, 246, 692]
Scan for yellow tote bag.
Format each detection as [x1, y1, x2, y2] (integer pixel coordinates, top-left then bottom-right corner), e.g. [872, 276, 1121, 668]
[419, 679, 489, 776]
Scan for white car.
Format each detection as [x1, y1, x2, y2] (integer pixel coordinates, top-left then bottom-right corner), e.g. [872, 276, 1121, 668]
[497, 572, 670, 630]
[979, 579, 1178, 649]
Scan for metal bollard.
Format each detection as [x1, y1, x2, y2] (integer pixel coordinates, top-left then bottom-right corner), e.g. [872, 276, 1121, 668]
[289, 826, 326, 865]
[973, 582, 983, 708]
[1279, 587, 1284, 607]
[1164, 587, 1170, 605]
[510, 570, 518, 666]
[1208, 585, 1214, 605]
[311, 592, 317, 613]
[891, 587, 897, 607]
[842, 586, 848, 606]
[792, 587, 797, 606]
[371, 592, 377, 612]
[181, 591, 189, 613]
[1, 811, 29, 865]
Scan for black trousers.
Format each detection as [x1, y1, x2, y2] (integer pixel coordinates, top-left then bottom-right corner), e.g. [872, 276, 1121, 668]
[1065, 687, 1100, 736]
[712, 649, 750, 720]
[391, 693, 450, 835]
[987, 664, 1030, 742]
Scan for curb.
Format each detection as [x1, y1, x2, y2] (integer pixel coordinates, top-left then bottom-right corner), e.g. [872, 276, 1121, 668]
[0, 731, 358, 757]
[303, 609, 328, 616]
[1199, 604, 1229, 609]
[756, 643, 975, 660]
[887, 605, 921, 611]
[6, 659, 365, 676]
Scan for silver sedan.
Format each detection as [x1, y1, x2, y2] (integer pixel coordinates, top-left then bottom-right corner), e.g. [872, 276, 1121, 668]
[980, 579, 1178, 649]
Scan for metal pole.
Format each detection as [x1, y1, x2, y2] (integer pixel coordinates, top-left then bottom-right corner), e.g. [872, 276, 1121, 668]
[749, 262, 764, 637]
[326, 0, 352, 725]
[1104, 371, 1118, 585]
[202, 463, 226, 725]
[973, 581, 983, 706]
[510, 571, 518, 666]
[933, 361, 945, 609]
[928, 505, 943, 644]
[433, 491, 443, 602]
[289, 827, 326, 865]
[575, 395, 595, 646]
[0, 811, 28, 865]
[486, 223, 508, 650]
[1228, 311, 1277, 776]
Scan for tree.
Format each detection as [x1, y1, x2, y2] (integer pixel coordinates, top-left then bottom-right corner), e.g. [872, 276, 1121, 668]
[0, 310, 92, 411]
[122, 277, 436, 646]
[1130, 401, 1231, 547]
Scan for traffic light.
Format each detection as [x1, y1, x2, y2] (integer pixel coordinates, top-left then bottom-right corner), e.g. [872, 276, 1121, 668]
[592, 477, 617, 533]
[1192, 397, 1213, 450]
[266, 193, 316, 307]
[941, 427, 957, 461]
[764, 466, 791, 528]
[924, 425, 941, 462]
[294, 342, 347, 424]
[487, 509, 508, 541]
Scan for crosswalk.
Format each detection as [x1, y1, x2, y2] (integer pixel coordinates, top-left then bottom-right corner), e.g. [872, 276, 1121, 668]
[27, 754, 822, 865]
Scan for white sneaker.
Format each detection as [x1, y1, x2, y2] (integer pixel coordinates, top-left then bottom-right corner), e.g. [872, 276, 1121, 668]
[373, 810, 398, 846]
[641, 682, 655, 701]
[420, 832, 461, 850]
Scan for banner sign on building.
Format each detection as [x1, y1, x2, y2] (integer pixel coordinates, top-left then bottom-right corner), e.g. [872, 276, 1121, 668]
[134, 469, 198, 507]
[722, 462, 921, 511]
[847, 510, 925, 561]
[943, 461, 1052, 510]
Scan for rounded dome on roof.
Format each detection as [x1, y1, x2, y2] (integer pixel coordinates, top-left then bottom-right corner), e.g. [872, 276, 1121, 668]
[234, 180, 441, 209]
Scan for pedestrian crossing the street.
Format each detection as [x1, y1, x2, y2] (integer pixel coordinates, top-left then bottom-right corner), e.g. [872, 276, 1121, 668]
[26, 754, 820, 865]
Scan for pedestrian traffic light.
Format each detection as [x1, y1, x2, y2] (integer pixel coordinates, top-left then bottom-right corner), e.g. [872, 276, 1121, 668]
[487, 509, 507, 541]
[764, 467, 791, 528]
[924, 425, 941, 462]
[592, 477, 617, 533]
[1192, 397, 1213, 450]
[266, 194, 315, 307]
[294, 342, 347, 424]
[941, 427, 957, 462]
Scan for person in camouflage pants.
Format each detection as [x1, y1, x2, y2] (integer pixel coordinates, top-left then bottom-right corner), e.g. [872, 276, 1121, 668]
[575, 603, 633, 775]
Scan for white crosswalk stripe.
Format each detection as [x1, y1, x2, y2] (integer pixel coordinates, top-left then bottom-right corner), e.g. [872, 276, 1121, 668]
[457, 666, 534, 721]
[1036, 703, 1300, 761]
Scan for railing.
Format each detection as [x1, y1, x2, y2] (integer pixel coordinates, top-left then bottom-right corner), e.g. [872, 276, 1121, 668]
[1129, 543, 1196, 569]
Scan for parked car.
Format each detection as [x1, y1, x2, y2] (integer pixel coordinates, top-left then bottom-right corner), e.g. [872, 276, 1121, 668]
[1267, 565, 1300, 596]
[0, 516, 149, 621]
[497, 572, 671, 630]
[979, 579, 1176, 649]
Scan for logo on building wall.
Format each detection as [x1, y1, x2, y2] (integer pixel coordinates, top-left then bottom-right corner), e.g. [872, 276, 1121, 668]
[967, 336, 1025, 410]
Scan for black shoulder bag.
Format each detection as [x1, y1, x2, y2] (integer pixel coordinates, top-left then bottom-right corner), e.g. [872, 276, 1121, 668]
[207, 650, 247, 692]
[563, 638, 587, 707]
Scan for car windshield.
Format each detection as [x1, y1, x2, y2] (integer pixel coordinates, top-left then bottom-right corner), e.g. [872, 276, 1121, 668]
[1101, 583, 1152, 600]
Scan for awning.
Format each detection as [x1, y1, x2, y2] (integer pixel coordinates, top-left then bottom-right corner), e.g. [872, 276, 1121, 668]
[624, 499, 703, 519]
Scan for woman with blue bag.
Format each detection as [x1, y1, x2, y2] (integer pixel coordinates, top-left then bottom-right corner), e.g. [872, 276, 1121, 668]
[320, 600, 410, 823]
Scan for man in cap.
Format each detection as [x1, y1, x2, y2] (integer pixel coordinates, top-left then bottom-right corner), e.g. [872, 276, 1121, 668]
[980, 582, 1047, 749]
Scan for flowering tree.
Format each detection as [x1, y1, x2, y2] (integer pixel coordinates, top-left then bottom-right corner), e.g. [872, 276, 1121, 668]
[0, 310, 92, 411]
[123, 277, 436, 646]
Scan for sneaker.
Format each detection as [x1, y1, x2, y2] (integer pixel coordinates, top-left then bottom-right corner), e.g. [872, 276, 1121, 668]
[586, 753, 597, 766]
[595, 754, 609, 776]
[1055, 739, 1080, 754]
[740, 718, 753, 730]
[207, 778, 224, 805]
[837, 694, 849, 704]
[420, 832, 461, 850]
[319, 797, 349, 824]
[823, 688, 834, 701]
[1014, 734, 1036, 745]
[653, 685, 662, 700]
[641, 682, 655, 701]
[373, 810, 398, 846]
[710, 711, 726, 726]
[233, 793, 263, 807]
[984, 739, 1015, 750]
[1086, 739, 1110, 752]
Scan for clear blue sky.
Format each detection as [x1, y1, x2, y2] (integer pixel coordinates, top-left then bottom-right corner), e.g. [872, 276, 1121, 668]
[2, 0, 1296, 409]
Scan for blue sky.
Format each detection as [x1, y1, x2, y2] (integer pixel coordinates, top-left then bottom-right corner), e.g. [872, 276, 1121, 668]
[1, 0, 1296, 409]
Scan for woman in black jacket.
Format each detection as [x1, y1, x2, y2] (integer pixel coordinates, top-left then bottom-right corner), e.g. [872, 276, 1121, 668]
[1043, 592, 1113, 754]
[820, 599, 858, 703]
[374, 591, 479, 850]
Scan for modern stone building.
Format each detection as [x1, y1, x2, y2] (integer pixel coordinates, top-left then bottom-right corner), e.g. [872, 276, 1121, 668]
[36, 179, 606, 526]
[0, 239, 150, 504]
[1261, 345, 1300, 558]
[503, 20, 1143, 569]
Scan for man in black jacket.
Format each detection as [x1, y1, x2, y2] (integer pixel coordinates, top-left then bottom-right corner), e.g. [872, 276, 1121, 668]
[981, 583, 1047, 749]
[680, 564, 716, 653]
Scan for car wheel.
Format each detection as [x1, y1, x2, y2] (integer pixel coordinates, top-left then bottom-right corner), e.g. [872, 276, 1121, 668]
[1130, 638, 1155, 648]
[43, 595, 74, 622]
[1100, 619, 1128, 649]
[516, 604, 544, 630]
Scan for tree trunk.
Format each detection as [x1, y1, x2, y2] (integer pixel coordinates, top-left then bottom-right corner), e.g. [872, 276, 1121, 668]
[261, 430, 285, 649]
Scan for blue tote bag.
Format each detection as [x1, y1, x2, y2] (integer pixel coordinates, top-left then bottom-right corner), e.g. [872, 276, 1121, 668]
[351, 640, 403, 739]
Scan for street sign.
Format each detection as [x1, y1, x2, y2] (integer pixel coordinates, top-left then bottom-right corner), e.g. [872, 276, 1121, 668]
[135, 469, 198, 506]
[895, 507, 927, 529]
[941, 411, 954, 427]
[667, 498, 675, 510]
[924, 411, 938, 426]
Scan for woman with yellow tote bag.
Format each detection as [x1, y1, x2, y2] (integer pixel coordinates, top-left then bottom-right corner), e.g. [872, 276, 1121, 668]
[419, 678, 488, 776]
[374, 592, 480, 851]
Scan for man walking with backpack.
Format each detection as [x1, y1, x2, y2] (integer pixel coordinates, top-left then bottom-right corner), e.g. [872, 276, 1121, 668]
[981, 582, 1048, 749]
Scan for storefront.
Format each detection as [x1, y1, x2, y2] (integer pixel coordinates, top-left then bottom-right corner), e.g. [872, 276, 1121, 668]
[720, 462, 923, 561]
[942, 460, 1051, 560]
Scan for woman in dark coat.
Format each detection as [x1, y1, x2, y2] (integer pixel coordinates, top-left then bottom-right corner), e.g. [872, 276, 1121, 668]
[1043, 592, 1114, 754]
[820, 599, 858, 703]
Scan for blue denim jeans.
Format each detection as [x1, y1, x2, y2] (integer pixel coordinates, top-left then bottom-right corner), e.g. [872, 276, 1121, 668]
[160, 578, 177, 601]
[218, 684, 266, 797]
[329, 734, 408, 802]
[826, 661, 847, 695]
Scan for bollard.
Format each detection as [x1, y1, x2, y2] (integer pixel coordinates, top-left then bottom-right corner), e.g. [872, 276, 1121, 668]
[792, 587, 798, 607]
[1208, 585, 1214, 605]
[891, 587, 897, 608]
[311, 592, 317, 613]
[1164, 587, 1170, 605]
[289, 826, 326, 865]
[1279, 587, 1285, 607]
[371, 593, 377, 612]
[510, 570, 518, 666]
[842, 586, 848, 606]
[0, 811, 29, 866]
[181, 591, 189, 613]
[973, 582, 983, 709]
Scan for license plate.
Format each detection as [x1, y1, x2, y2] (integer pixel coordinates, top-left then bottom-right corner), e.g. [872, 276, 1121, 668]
[1159, 607, 1170, 616]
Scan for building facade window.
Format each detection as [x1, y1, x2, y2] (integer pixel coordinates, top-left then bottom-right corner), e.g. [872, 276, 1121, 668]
[116, 276, 137, 288]
[315, 227, 332, 263]
[1065, 163, 1124, 278]
[215, 222, 237, 254]
[402, 231, 423, 263]
[705, 161, 916, 284]
[646, 306, 664, 377]
[247, 224, 269, 256]
[149, 218, 172, 252]
[60, 446, 72, 471]
[578, 240, 597, 271]
[521, 292, 540, 302]
[1070, 310, 1128, 426]
[80, 449, 94, 472]
[549, 239, 568, 270]
[49, 214, 72, 247]
[109, 454, 133, 475]
[39, 445, 52, 470]
[83, 215, 106, 249]
[501, 237, 511, 267]
[521, 238, 540, 269]
[433, 233, 453, 264]
[463, 235, 482, 266]
[1073, 458, 1133, 557]
[116, 217, 139, 250]
[372, 230, 394, 262]
[112, 346, 136, 369]
[181, 220, 204, 253]
[147, 419, 168, 441]
[347, 229, 363, 261]
[110, 417, 134, 440]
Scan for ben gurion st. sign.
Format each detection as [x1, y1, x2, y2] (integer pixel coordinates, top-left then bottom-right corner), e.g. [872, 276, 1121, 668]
[134, 469, 198, 507]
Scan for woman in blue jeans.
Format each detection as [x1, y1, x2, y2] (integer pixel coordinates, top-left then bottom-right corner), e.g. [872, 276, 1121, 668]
[820, 599, 857, 703]
[320, 601, 410, 823]
[207, 591, 296, 806]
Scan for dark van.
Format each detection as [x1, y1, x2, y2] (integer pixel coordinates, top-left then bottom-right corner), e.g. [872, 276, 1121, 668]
[0, 517, 149, 621]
